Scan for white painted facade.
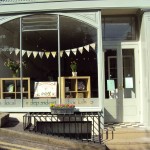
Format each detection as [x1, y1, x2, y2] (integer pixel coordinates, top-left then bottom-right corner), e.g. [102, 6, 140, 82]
[0, 0, 150, 127]
[140, 11, 150, 126]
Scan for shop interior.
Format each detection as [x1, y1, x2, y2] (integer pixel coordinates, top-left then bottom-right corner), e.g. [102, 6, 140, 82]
[0, 14, 98, 99]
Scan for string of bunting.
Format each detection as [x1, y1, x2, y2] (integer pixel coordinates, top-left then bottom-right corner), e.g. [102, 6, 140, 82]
[0, 43, 96, 59]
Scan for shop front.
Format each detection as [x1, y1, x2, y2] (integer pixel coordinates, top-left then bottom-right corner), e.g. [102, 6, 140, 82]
[1, 0, 150, 127]
[0, 12, 103, 113]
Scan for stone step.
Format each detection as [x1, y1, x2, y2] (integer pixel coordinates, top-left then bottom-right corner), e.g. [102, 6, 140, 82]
[105, 137, 150, 150]
[102, 128, 150, 140]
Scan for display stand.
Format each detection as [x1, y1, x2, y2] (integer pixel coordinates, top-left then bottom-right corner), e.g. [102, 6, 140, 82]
[59, 76, 91, 99]
[0, 78, 30, 99]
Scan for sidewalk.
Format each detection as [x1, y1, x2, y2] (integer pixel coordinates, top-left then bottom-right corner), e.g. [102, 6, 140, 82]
[0, 116, 106, 150]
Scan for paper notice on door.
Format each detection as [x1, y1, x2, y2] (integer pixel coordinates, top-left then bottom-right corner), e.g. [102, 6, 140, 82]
[107, 80, 115, 91]
[125, 77, 133, 88]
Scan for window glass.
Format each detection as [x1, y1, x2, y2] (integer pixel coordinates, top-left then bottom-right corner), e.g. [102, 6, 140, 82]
[0, 14, 99, 108]
[59, 16, 98, 107]
[102, 16, 136, 41]
[123, 49, 135, 98]
[105, 49, 118, 99]
[22, 14, 59, 106]
[0, 19, 22, 104]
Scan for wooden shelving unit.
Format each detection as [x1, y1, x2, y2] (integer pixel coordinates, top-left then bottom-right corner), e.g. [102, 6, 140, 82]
[0, 78, 30, 99]
[60, 76, 91, 99]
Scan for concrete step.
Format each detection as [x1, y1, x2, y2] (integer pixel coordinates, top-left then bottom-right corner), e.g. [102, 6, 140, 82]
[105, 137, 150, 150]
[102, 128, 150, 140]
[102, 127, 150, 150]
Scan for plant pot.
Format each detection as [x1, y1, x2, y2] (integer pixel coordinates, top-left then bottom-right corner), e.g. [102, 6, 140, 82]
[72, 72, 77, 77]
[51, 108, 74, 114]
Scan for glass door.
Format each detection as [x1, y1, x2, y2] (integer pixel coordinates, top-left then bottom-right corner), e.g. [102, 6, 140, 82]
[105, 48, 136, 100]
[105, 49, 118, 99]
[122, 49, 136, 99]
[104, 44, 139, 122]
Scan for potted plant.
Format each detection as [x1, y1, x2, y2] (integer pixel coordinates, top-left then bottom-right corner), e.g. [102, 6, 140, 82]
[70, 61, 77, 76]
[4, 58, 26, 77]
[50, 103, 75, 114]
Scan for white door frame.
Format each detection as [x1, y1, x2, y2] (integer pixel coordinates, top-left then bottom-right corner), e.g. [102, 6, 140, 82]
[103, 41, 140, 122]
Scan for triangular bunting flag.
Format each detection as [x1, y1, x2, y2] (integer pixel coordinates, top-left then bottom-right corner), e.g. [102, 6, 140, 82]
[51, 51, 57, 58]
[90, 43, 96, 50]
[9, 50, 13, 54]
[78, 47, 83, 54]
[27, 51, 32, 58]
[33, 51, 38, 58]
[45, 52, 50, 59]
[39, 52, 44, 58]
[84, 45, 90, 52]
[15, 48, 20, 55]
[3, 47, 7, 51]
[65, 50, 70, 57]
[21, 50, 26, 56]
[1, 43, 97, 59]
[9, 47, 14, 54]
[60, 51, 64, 57]
[71, 48, 77, 55]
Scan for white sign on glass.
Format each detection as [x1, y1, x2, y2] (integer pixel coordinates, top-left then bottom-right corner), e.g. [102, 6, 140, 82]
[34, 82, 57, 97]
[125, 77, 133, 88]
[107, 80, 115, 91]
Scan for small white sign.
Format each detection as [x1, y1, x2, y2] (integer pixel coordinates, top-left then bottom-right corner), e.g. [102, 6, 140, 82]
[34, 82, 57, 98]
[125, 77, 133, 88]
[107, 80, 115, 91]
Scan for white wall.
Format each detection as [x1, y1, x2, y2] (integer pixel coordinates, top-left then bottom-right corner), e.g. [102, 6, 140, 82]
[140, 12, 150, 126]
[0, 0, 150, 15]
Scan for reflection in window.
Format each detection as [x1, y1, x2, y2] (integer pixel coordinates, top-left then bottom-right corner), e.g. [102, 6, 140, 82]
[102, 16, 137, 41]
[0, 14, 99, 107]
[123, 49, 135, 98]
[105, 49, 118, 99]
[0, 19, 20, 78]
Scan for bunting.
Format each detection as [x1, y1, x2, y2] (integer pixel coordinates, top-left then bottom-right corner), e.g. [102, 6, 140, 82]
[45, 52, 50, 59]
[90, 43, 96, 50]
[9, 51, 13, 54]
[78, 47, 83, 54]
[65, 49, 70, 57]
[33, 51, 38, 58]
[60, 51, 64, 57]
[51, 52, 57, 58]
[27, 51, 32, 58]
[9, 47, 14, 54]
[84, 45, 90, 52]
[0, 42, 96, 59]
[15, 48, 20, 55]
[22, 50, 26, 56]
[39, 52, 44, 58]
[71, 48, 77, 55]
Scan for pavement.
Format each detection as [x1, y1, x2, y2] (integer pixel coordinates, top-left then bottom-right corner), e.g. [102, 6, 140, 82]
[0, 116, 106, 150]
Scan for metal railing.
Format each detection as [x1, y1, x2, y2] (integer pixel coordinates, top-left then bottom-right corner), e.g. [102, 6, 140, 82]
[23, 112, 103, 143]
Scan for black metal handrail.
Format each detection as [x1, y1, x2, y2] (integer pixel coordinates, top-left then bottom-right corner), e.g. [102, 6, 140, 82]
[23, 112, 103, 143]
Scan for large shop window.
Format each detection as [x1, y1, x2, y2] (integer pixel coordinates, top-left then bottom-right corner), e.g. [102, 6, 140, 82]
[0, 14, 98, 108]
[102, 16, 137, 41]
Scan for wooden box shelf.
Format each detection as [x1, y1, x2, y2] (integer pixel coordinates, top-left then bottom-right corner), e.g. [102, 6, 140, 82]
[60, 76, 91, 99]
[0, 78, 31, 99]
